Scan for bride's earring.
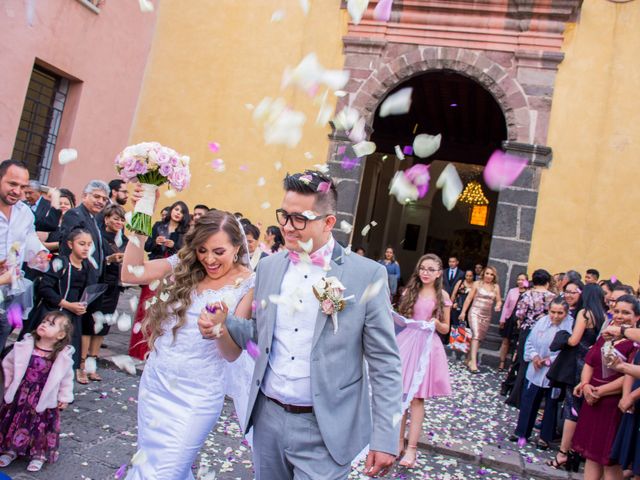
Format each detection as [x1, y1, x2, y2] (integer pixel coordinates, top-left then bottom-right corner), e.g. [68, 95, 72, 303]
[233, 253, 238, 263]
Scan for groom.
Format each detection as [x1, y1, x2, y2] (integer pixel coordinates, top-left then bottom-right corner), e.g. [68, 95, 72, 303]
[199, 170, 402, 479]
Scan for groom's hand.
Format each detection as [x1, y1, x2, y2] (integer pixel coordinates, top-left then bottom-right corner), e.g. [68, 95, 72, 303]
[364, 450, 394, 477]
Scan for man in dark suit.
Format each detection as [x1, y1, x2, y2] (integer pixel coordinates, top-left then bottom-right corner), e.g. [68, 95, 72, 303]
[59, 180, 109, 275]
[443, 255, 465, 295]
[24, 180, 61, 232]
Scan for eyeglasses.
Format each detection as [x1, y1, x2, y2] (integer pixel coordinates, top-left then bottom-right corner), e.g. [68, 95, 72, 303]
[275, 209, 329, 231]
[419, 267, 441, 274]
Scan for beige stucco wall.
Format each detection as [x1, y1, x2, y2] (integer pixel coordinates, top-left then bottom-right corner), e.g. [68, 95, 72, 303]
[130, 1, 347, 230]
[528, 0, 640, 285]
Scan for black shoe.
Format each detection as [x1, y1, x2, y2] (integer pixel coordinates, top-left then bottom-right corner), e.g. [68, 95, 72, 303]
[508, 434, 518, 442]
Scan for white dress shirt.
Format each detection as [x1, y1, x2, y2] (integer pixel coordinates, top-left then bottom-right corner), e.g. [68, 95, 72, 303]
[0, 201, 47, 265]
[524, 314, 573, 388]
[262, 237, 335, 406]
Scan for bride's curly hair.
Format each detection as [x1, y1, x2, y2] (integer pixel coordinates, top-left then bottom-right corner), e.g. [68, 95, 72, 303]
[143, 210, 249, 351]
[398, 253, 445, 320]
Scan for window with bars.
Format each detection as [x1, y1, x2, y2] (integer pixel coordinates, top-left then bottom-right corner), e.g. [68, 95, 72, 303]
[11, 65, 69, 184]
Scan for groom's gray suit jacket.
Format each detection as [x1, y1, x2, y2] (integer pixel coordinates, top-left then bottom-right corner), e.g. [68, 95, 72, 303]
[226, 242, 402, 465]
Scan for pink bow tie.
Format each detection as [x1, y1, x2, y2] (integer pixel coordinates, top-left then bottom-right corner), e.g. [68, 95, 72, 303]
[289, 250, 326, 268]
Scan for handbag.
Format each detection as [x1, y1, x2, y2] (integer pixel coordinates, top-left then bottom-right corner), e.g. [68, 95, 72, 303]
[449, 321, 471, 353]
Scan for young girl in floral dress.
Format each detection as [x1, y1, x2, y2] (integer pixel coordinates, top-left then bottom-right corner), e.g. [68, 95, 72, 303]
[0, 311, 74, 472]
[395, 253, 452, 468]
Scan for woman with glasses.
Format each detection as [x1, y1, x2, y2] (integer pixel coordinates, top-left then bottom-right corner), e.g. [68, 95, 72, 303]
[395, 254, 452, 468]
[459, 266, 502, 373]
[564, 280, 584, 320]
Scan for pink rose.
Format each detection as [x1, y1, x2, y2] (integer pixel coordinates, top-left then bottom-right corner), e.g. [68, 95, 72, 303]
[156, 151, 170, 166]
[133, 160, 148, 175]
[321, 298, 335, 315]
[159, 164, 173, 177]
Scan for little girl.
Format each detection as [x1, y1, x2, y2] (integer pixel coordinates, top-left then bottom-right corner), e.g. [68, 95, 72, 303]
[34, 228, 99, 384]
[395, 253, 452, 468]
[0, 311, 74, 472]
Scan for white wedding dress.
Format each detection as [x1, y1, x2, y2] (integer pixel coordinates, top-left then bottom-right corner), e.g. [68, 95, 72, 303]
[126, 276, 255, 480]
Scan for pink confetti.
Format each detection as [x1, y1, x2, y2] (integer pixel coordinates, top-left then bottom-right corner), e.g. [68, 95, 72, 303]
[571, 407, 578, 417]
[341, 156, 359, 170]
[7, 304, 22, 329]
[246, 340, 260, 359]
[402, 145, 413, 155]
[483, 150, 528, 191]
[115, 464, 127, 479]
[517, 437, 527, 448]
[373, 0, 393, 21]
[317, 181, 331, 193]
[404, 163, 430, 198]
[251, 301, 257, 315]
[207, 142, 220, 153]
[239, 165, 249, 171]
[337, 145, 347, 155]
[611, 275, 618, 283]
[522, 280, 530, 288]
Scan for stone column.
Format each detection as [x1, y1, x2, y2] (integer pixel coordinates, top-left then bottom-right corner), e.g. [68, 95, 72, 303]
[488, 142, 552, 291]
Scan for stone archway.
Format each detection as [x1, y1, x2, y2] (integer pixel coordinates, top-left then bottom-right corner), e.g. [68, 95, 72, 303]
[329, 42, 558, 289]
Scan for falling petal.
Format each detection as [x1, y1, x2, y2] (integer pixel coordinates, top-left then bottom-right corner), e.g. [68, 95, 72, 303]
[85, 356, 97, 375]
[132, 322, 142, 335]
[317, 182, 331, 193]
[299, 0, 310, 15]
[257, 177, 266, 187]
[260, 202, 271, 210]
[299, 239, 314, 253]
[58, 148, 78, 165]
[413, 133, 441, 158]
[316, 103, 334, 126]
[483, 150, 528, 191]
[159, 291, 170, 302]
[138, 0, 153, 12]
[52, 258, 63, 272]
[270, 9, 285, 22]
[360, 279, 385, 304]
[361, 222, 377, 236]
[395, 145, 405, 160]
[404, 164, 431, 198]
[348, 117, 366, 143]
[571, 407, 578, 417]
[352, 141, 376, 157]
[340, 155, 359, 170]
[379, 87, 412, 118]
[111, 355, 137, 376]
[347, 0, 369, 24]
[274, 161, 283, 171]
[339, 220, 353, 234]
[117, 313, 132, 332]
[127, 265, 145, 278]
[131, 449, 148, 465]
[403, 145, 413, 156]
[246, 340, 260, 359]
[115, 464, 127, 479]
[373, 0, 393, 21]
[129, 296, 139, 312]
[210, 159, 226, 172]
[314, 163, 330, 174]
[333, 107, 360, 131]
[207, 142, 220, 153]
[49, 187, 60, 209]
[389, 171, 418, 204]
[148, 280, 160, 291]
[164, 189, 176, 199]
[7, 304, 22, 329]
[611, 275, 618, 283]
[435, 163, 463, 210]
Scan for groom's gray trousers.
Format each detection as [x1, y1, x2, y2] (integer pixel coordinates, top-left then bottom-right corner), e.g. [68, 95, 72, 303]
[253, 393, 351, 480]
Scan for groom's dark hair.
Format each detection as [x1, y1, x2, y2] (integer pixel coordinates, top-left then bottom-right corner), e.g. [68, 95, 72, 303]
[283, 170, 337, 214]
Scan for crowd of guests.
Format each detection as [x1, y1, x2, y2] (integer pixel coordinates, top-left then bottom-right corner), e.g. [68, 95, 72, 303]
[0, 157, 638, 477]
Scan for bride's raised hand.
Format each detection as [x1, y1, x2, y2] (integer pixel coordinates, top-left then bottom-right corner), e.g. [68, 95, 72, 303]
[198, 302, 229, 339]
[131, 181, 160, 211]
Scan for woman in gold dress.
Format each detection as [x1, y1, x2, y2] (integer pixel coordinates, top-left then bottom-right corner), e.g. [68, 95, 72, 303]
[459, 266, 502, 373]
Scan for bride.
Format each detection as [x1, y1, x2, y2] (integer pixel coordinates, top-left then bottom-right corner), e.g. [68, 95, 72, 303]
[121, 208, 254, 480]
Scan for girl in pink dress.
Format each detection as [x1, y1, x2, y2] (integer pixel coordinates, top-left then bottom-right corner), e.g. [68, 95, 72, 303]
[395, 253, 452, 468]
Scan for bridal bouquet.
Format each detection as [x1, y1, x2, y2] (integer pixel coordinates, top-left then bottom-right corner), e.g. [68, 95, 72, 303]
[115, 142, 191, 235]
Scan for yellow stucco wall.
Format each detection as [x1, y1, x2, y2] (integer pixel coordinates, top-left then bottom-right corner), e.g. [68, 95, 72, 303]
[528, 0, 640, 286]
[129, 1, 347, 229]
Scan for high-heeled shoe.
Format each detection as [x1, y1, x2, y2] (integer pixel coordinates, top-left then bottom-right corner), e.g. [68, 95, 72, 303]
[399, 445, 417, 468]
[546, 450, 568, 469]
[568, 451, 582, 472]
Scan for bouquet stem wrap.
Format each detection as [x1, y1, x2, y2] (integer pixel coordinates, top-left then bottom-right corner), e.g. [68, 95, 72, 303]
[130, 183, 159, 236]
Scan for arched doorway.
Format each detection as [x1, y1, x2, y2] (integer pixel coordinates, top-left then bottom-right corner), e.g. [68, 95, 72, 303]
[353, 70, 507, 276]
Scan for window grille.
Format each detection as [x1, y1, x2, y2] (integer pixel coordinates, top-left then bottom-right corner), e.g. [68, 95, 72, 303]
[11, 65, 69, 184]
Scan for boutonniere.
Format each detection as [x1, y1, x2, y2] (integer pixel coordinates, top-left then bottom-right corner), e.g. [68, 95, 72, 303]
[312, 277, 354, 334]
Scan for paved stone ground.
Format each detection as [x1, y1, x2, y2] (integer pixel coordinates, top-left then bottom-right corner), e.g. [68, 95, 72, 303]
[1, 288, 584, 479]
